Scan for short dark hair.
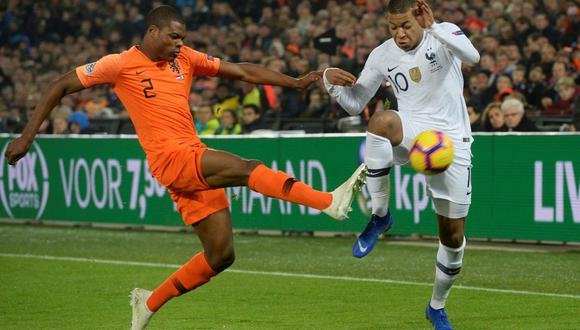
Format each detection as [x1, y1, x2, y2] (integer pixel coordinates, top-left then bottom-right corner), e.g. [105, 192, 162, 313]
[243, 104, 261, 115]
[387, 0, 416, 14]
[145, 5, 184, 30]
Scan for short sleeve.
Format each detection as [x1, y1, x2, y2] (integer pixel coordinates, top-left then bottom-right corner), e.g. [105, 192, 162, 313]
[75, 54, 122, 88]
[183, 47, 221, 77]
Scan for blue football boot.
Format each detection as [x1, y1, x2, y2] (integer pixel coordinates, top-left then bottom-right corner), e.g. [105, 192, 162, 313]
[352, 211, 393, 258]
[425, 303, 454, 330]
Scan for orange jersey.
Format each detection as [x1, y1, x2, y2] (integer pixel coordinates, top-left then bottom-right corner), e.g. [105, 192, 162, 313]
[75, 46, 220, 180]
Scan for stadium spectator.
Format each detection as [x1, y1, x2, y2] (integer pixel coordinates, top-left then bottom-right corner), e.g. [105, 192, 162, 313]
[215, 109, 241, 135]
[481, 102, 508, 132]
[469, 69, 496, 111]
[1, 0, 579, 133]
[544, 77, 579, 116]
[301, 88, 328, 118]
[511, 65, 528, 94]
[525, 66, 549, 110]
[68, 111, 91, 134]
[213, 82, 240, 117]
[494, 74, 514, 102]
[194, 104, 219, 135]
[467, 103, 483, 132]
[501, 98, 539, 131]
[241, 104, 266, 133]
[52, 116, 69, 135]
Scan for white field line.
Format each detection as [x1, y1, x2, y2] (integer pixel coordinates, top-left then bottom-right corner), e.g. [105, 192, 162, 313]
[0, 252, 578, 300]
[383, 241, 554, 253]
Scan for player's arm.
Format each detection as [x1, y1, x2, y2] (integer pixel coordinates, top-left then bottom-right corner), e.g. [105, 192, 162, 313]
[323, 57, 384, 115]
[426, 23, 480, 65]
[217, 61, 321, 89]
[414, 0, 480, 65]
[4, 71, 85, 165]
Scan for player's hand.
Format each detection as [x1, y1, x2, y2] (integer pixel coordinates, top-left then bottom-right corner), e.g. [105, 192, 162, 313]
[296, 70, 323, 89]
[324, 68, 357, 86]
[413, 0, 434, 29]
[4, 136, 33, 166]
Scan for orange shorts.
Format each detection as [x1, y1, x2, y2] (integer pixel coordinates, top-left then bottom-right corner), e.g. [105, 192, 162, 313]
[158, 146, 229, 225]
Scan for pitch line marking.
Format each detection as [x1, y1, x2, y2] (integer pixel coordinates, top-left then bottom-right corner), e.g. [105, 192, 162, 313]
[0, 253, 578, 300]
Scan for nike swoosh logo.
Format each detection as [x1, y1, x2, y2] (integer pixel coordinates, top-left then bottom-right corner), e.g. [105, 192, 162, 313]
[387, 66, 399, 72]
[136, 70, 145, 74]
[466, 191, 471, 195]
[357, 241, 368, 252]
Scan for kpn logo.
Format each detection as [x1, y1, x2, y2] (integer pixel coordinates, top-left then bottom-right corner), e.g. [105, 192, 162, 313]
[0, 141, 49, 219]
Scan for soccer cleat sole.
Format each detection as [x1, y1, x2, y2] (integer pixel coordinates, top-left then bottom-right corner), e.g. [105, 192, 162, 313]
[323, 163, 368, 220]
[338, 164, 368, 219]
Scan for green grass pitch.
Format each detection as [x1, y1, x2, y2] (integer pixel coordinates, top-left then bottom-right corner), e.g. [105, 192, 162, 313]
[1, 224, 579, 329]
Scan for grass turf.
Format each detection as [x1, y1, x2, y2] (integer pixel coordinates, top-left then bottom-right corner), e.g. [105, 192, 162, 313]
[0, 224, 579, 329]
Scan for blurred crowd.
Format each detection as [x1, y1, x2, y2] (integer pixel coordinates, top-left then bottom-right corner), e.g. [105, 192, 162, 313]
[0, 0, 579, 135]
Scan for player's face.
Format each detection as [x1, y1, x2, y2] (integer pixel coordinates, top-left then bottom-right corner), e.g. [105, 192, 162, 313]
[154, 20, 186, 61]
[388, 10, 423, 51]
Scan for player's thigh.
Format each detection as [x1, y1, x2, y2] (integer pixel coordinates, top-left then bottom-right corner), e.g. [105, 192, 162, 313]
[200, 148, 262, 187]
[194, 207, 234, 253]
[390, 111, 422, 165]
[193, 207, 236, 271]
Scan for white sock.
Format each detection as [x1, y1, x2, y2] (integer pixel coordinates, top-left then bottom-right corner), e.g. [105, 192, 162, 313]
[364, 131, 393, 217]
[430, 238, 466, 310]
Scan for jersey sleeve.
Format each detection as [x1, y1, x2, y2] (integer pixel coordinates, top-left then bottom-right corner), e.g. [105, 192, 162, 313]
[75, 54, 122, 88]
[426, 22, 480, 66]
[323, 48, 385, 115]
[184, 47, 221, 77]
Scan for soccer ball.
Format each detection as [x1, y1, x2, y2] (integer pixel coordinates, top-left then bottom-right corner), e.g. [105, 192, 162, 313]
[408, 130, 454, 175]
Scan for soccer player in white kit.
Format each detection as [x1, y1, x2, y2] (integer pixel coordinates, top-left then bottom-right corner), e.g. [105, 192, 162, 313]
[322, 0, 480, 329]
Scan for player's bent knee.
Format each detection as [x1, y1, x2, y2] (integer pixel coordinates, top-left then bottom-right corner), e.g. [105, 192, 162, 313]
[242, 159, 263, 176]
[247, 159, 263, 171]
[445, 233, 465, 249]
[368, 111, 402, 143]
[208, 249, 236, 272]
[218, 250, 235, 270]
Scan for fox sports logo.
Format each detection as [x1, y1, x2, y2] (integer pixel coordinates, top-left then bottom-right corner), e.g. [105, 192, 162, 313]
[0, 141, 49, 220]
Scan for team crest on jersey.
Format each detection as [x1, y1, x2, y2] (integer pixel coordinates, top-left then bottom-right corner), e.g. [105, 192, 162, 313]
[409, 67, 421, 83]
[425, 47, 443, 73]
[425, 51, 436, 63]
[169, 60, 181, 74]
[84, 62, 96, 75]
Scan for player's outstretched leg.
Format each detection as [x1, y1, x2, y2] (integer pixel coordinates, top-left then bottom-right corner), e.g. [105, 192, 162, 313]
[322, 163, 368, 220]
[248, 162, 367, 220]
[425, 302, 454, 330]
[352, 210, 393, 258]
[130, 288, 154, 330]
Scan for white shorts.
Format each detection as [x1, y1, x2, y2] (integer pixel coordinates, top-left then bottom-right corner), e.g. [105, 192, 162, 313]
[390, 111, 472, 217]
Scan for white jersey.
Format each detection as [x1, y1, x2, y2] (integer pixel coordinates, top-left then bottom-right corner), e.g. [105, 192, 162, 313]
[324, 22, 480, 148]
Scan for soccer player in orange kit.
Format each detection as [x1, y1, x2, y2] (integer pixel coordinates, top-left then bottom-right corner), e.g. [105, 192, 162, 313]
[4, 5, 366, 329]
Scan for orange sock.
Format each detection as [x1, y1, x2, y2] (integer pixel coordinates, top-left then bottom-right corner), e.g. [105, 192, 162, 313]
[146, 252, 217, 312]
[248, 164, 332, 210]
